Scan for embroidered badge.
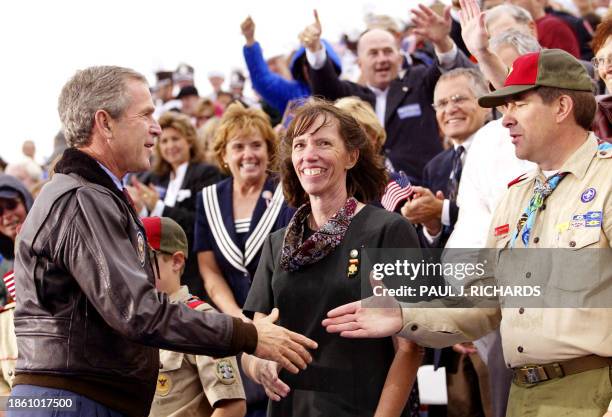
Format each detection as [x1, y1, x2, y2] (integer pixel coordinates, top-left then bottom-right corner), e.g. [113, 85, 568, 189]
[584, 211, 603, 227]
[215, 359, 237, 385]
[555, 222, 570, 233]
[137, 231, 146, 267]
[580, 188, 596, 203]
[156, 374, 172, 396]
[494, 224, 510, 237]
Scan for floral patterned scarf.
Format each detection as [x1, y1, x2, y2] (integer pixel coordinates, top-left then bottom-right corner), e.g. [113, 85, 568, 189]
[280, 198, 358, 272]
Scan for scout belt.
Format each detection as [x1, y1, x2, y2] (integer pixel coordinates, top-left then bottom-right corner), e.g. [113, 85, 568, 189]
[513, 355, 612, 386]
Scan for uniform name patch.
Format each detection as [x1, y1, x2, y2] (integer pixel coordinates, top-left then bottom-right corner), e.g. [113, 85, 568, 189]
[495, 224, 510, 237]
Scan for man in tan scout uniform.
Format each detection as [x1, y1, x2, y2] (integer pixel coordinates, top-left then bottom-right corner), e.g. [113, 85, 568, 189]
[142, 216, 246, 417]
[322, 49, 612, 417]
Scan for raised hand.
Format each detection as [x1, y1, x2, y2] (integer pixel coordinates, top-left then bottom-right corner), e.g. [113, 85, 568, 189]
[298, 9, 322, 52]
[241, 16, 256, 46]
[253, 308, 318, 374]
[411, 4, 453, 52]
[458, 0, 490, 58]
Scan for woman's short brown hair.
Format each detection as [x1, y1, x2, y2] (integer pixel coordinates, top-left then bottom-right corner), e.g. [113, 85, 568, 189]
[212, 102, 278, 175]
[152, 111, 203, 176]
[281, 99, 388, 208]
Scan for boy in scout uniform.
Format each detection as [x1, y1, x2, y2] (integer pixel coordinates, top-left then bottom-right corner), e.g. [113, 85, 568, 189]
[142, 217, 246, 417]
[323, 49, 612, 417]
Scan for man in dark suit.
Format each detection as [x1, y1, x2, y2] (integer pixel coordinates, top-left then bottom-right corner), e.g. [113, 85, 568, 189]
[403, 68, 490, 249]
[299, 7, 475, 183]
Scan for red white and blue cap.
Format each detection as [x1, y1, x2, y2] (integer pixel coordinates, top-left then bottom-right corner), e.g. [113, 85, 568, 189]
[478, 49, 593, 108]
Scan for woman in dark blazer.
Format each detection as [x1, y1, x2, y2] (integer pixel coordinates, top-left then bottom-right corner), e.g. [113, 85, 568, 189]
[132, 111, 222, 297]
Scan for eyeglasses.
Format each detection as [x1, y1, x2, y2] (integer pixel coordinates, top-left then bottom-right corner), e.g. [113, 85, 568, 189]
[432, 94, 472, 111]
[0, 198, 20, 217]
[591, 53, 612, 69]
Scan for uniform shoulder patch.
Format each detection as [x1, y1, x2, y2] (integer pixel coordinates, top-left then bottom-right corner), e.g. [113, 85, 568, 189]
[596, 141, 612, 159]
[507, 173, 528, 188]
[215, 359, 237, 385]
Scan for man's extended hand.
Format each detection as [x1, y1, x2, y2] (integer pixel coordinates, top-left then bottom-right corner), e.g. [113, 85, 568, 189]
[458, 0, 490, 58]
[241, 16, 256, 46]
[322, 297, 403, 338]
[411, 4, 454, 53]
[298, 9, 322, 52]
[401, 186, 444, 225]
[253, 308, 318, 374]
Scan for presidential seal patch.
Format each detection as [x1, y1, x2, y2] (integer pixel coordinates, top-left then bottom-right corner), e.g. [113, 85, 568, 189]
[137, 230, 146, 267]
[156, 374, 172, 396]
[215, 359, 237, 385]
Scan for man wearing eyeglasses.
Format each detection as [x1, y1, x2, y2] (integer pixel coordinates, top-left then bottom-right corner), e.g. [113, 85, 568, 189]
[402, 67, 490, 249]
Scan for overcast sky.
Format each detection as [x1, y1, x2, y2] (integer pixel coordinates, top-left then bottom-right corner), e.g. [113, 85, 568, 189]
[0, 0, 432, 164]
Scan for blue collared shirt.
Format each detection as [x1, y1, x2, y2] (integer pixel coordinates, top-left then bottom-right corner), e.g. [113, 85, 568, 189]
[96, 162, 127, 191]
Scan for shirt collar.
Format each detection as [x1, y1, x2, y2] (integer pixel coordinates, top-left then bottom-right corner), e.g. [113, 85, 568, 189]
[452, 133, 476, 153]
[537, 132, 596, 181]
[368, 85, 390, 96]
[168, 285, 190, 303]
[96, 162, 127, 190]
[173, 161, 189, 178]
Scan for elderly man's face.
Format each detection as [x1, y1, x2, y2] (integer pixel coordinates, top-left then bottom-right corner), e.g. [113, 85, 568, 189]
[433, 75, 490, 142]
[108, 80, 160, 175]
[0, 197, 27, 241]
[358, 29, 402, 90]
[492, 43, 522, 68]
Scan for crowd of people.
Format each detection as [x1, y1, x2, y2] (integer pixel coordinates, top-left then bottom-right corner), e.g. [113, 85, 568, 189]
[0, 0, 611, 416]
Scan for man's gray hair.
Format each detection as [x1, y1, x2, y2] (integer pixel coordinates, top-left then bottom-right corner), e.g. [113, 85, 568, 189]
[490, 30, 542, 56]
[485, 4, 533, 30]
[437, 68, 489, 98]
[58, 66, 147, 147]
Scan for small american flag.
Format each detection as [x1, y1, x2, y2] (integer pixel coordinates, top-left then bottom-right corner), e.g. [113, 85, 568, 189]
[3, 270, 15, 302]
[381, 172, 414, 212]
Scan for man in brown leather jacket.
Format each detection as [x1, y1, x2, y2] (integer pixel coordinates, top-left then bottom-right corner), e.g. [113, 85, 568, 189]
[10, 66, 316, 417]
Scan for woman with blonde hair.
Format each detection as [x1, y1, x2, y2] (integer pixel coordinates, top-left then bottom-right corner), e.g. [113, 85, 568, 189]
[131, 111, 221, 297]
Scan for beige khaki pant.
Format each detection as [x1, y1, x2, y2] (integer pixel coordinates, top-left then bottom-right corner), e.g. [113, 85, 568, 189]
[506, 366, 612, 417]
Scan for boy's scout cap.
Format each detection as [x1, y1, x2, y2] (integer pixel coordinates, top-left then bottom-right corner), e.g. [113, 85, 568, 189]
[141, 217, 188, 258]
[478, 49, 593, 108]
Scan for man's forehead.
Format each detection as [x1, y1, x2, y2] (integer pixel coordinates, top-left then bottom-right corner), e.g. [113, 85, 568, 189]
[434, 76, 473, 99]
[358, 29, 398, 51]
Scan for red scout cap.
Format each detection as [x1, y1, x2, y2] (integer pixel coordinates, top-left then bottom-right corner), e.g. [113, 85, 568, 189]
[478, 49, 593, 108]
[141, 217, 188, 258]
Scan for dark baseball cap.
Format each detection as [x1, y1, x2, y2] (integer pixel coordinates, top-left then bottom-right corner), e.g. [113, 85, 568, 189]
[176, 85, 199, 100]
[141, 217, 188, 258]
[478, 49, 593, 108]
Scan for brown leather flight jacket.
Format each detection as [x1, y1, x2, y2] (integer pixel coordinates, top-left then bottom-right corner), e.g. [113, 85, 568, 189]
[13, 153, 256, 416]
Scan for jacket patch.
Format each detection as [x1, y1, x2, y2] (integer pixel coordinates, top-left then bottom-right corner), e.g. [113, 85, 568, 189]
[137, 231, 146, 267]
[215, 359, 237, 385]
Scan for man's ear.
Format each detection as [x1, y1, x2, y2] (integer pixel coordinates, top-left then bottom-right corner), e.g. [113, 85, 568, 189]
[93, 109, 114, 140]
[555, 95, 574, 124]
[172, 251, 186, 272]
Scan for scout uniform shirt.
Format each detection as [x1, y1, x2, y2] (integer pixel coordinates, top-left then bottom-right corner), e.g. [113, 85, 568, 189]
[149, 286, 246, 417]
[0, 301, 17, 395]
[400, 135, 612, 373]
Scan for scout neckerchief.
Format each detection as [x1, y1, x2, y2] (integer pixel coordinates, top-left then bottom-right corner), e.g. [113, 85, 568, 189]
[510, 172, 567, 248]
[280, 197, 357, 272]
[202, 183, 284, 274]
